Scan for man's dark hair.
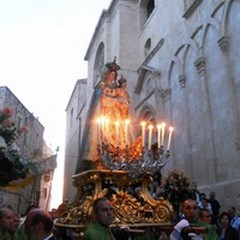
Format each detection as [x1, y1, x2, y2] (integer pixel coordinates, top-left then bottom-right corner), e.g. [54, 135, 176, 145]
[199, 208, 210, 218]
[180, 197, 196, 205]
[31, 211, 53, 233]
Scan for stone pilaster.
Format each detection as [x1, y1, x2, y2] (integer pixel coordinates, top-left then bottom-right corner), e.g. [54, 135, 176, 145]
[161, 88, 171, 100]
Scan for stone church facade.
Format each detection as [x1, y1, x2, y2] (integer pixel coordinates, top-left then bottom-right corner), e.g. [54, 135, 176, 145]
[64, 0, 240, 209]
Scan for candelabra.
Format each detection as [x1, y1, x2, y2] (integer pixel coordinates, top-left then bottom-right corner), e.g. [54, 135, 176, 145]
[96, 118, 173, 178]
[98, 143, 170, 178]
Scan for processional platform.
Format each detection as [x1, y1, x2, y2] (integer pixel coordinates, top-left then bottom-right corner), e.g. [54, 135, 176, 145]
[56, 169, 174, 238]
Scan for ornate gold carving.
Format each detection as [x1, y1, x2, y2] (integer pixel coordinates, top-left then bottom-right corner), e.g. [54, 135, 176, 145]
[56, 170, 173, 228]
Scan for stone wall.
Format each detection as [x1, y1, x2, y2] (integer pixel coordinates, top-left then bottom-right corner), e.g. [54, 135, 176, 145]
[64, 0, 240, 210]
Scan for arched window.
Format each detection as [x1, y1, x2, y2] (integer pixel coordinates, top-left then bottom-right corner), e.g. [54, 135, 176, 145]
[94, 42, 105, 84]
[147, 0, 155, 18]
[144, 38, 151, 56]
[140, 0, 155, 28]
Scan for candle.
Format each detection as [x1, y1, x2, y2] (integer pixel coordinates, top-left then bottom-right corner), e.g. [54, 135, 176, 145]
[141, 121, 146, 148]
[100, 116, 106, 141]
[100, 116, 105, 133]
[105, 118, 110, 135]
[157, 124, 161, 148]
[124, 119, 130, 145]
[148, 125, 153, 150]
[167, 127, 174, 151]
[96, 118, 101, 144]
[161, 122, 166, 147]
[114, 120, 120, 146]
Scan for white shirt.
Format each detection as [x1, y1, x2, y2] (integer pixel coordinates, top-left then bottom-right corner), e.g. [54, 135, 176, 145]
[43, 233, 53, 240]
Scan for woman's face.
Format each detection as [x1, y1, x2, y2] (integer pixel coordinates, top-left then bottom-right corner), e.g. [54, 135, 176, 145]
[220, 215, 230, 227]
[106, 71, 116, 82]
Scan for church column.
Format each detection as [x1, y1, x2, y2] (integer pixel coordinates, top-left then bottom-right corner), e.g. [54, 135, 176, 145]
[194, 55, 217, 184]
[178, 74, 194, 176]
[218, 36, 240, 166]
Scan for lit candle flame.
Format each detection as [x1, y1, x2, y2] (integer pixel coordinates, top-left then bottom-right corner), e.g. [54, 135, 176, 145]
[148, 125, 154, 150]
[124, 119, 130, 145]
[161, 122, 166, 147]
[141, 121, 146, 148]
[167, 126, 174, 151]
[157, 124, 161, 148]
[96, 118, 102, 144]
[114, 120, 120, 146]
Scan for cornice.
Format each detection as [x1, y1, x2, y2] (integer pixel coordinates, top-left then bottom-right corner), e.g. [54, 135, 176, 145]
[183, 0, 203, 19]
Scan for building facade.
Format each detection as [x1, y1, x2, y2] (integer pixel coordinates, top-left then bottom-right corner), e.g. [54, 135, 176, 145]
[64, 0, 240, 209]
[64, 79, 87, 201]
[0, 86, 56, 213]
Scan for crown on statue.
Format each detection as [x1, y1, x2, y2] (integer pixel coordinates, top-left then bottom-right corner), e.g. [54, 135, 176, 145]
[105, 57, 121, 71]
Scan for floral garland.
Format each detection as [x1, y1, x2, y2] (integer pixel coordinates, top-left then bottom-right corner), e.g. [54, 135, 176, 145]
[0, 107, 29, 186]
[161, 168, 192, 212]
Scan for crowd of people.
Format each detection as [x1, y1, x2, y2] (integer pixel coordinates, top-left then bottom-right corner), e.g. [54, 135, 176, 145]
[1, 186, 240, 240]
[169, 185, 240, 240]
[0, 206, 55, 240]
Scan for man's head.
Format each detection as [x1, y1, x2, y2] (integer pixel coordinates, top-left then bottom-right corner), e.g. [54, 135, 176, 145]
[227, 206, 236, 219]
[198, 208, 212, 224]
[25, 208, 53, 240]
[209, 191, 215, 199]
[92, 197, 115, 227]
[0, 208, 15, 232]
[12, 213, 21, 232]
[180, 198, 199, 223]
[199, 193, 206, 201]
[200, 198, 209, 208]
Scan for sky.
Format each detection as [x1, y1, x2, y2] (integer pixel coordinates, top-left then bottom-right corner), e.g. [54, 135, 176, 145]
[0, 0, 111, 208]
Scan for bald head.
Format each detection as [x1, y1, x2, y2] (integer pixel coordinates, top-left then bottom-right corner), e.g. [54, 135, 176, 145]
[0, 208, 15, 231]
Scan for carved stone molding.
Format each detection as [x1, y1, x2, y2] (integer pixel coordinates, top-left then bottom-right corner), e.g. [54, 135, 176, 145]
[178, 74, 187, 88]
[161, 88, 171, 99]
[194, 56, 206, 76]
[218, 36, 229, 54]
[153, 71, 161, 79]
[183, 0, 203, 19]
